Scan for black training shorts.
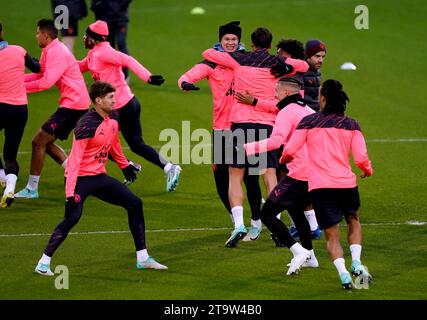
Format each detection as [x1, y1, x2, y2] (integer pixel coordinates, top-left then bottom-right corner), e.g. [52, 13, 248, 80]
[229, 122, 278, 169]
[310, 187, 361, 230]
[41, 107, 87, 140]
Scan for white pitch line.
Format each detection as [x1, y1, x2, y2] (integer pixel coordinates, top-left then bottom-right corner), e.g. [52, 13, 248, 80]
[0, 221, 425, 238]
[12, 138, 427, 155]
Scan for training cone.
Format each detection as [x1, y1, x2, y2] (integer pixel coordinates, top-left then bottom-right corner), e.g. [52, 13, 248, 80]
[190, 7, 206, 15]
[340, 62, 357, 70]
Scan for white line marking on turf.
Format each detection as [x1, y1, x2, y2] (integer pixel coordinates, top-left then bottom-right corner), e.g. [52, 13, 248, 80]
[0, 221, 425, 238]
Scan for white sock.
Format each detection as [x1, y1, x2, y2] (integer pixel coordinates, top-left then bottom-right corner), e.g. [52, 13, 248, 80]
[228, 213, 235, 226]
[163, 162, 173, 173]
[26, 175, 40, 191]
[251, 219, 262, 230]
[231, 206, 244, 229]
[39, 253, 51, 265]
[61, 158, 68, 169]
[4, 174, 17, 194]
[136, 249, 149, 262]
[0, 169, 5, 181]
[304, 209, 318, 231]
[333, 257, 348, 275]
[289, 242, 306, 257]
[350, 244, 362, 263]
[276, 212, 282, 220]
[287, 213, 295, 226]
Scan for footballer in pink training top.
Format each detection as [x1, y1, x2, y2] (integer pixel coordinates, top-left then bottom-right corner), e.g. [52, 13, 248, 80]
[0, 22, 40, 207]
[34, 82, 167, 276]
[178, 21, 263, 241]
[235, 38, 322, 244]
[79, 20, 181, 193]
[244, 76, 318, 275]
[282, 79, 373, 289]
[202, 27, 308, 248]
[15, 19, 90, 200]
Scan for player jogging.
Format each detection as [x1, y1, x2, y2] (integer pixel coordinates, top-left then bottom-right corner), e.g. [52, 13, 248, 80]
[281, 79, 373, 289]
[79, 20, 181, 192]
[0, 22, 40, 207]
[244, 76, 318, 275]
[15, 19, 90, 199]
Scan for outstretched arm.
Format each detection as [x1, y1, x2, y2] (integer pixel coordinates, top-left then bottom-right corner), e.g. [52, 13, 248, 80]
[284, 57, 309, 74]
[25, 53, 67, 92]
[178, 63, 212, 90]
[202, 48, 240, 69]
[281, 129, 308, 163]
[78, 57, 89, 73]
[245, 111, 291, 155]
[24, 54, 41, 73]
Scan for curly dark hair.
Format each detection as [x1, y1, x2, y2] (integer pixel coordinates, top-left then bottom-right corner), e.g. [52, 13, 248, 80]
[276, 39, 305, 59]
[320, 80, 349, 115]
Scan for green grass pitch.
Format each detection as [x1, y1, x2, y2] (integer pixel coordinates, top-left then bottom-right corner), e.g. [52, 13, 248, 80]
[0, 0, 426, 300]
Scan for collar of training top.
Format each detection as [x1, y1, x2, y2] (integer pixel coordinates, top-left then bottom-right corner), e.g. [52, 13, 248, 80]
[277, 93, 305, 110]
[0, 40, 8, 51]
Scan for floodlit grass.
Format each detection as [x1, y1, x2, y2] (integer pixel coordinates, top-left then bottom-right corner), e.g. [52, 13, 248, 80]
[0, 0, 426, 299]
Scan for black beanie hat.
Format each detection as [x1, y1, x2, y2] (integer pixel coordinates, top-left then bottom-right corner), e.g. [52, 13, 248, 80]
[219, 21, 241, 41]
[305, 39, 326, 58]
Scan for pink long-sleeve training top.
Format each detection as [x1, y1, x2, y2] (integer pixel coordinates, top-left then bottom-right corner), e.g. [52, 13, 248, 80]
[202, 48, 309, 126]
[65, 109, 129, 197]
[0, 44, 27, 105]
[79, 42, 152, 109]
[282, 112, 373, 191]
[244, 95, 314, 181]
[178, 60, 234, 130]
[25, 38, 90, 110]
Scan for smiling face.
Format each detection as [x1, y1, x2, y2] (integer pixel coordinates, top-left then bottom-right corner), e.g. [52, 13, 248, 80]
[220, 34, 239, 52]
